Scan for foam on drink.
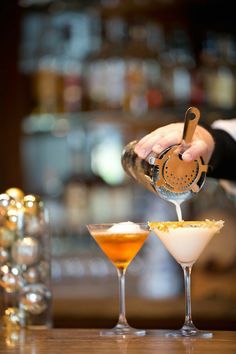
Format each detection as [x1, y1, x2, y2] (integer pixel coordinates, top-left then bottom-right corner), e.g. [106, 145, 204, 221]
[108, 221, 142, 233]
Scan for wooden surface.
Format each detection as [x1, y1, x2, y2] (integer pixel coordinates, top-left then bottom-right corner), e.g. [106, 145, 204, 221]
[1, 328, 236, 354]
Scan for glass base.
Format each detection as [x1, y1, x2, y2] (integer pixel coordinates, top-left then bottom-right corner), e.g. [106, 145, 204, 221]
[165, 327, 213, 338]
[100, 324, 146, 337]
[146, 329, 173, 336]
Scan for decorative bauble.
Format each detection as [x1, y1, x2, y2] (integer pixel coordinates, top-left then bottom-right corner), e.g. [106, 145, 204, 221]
[0, 193, 13, 216]
[23, 195, 42, 215]
[0, 227, 15, 247]
[11, 237, 40, 265]
[20, 284, 51, 315]
[1, 266, 23, 293]
[0, 247, 9, 264]
[23, 266, 40, 284]
[5, 188, 24, 201]
[24, 214, 41, 235]
[3, 307, 23, 329]
[5, 206, 22, 231]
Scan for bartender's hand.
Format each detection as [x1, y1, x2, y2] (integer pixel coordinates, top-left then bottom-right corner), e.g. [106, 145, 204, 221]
[134, 123, 215, 164]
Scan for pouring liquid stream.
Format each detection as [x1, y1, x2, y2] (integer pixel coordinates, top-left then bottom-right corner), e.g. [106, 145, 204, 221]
[170, 200, 183, 221]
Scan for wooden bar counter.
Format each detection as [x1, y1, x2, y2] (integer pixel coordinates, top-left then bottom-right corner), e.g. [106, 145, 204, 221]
[1, 328, 236, 354]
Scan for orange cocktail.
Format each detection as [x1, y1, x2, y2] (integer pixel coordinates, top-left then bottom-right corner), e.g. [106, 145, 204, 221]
[92, 231, 148, 270]
[87, 222, 150, 336]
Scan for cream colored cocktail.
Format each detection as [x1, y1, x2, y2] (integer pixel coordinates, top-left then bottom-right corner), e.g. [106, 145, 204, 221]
[149, 220, 224, 266]
[149, 219, 224, 337]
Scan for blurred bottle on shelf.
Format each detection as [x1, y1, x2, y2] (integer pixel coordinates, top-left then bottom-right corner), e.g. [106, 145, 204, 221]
[199, 31, 236, 109]
[86, 58, 126, 111]
[104, 15, 128, 54]
[123, 59, 148, 116]
[32, 57, 63, 114]
[62, 60, 83, 113]
[161, 27, 195, 107]
[62, 124, 92, 233]
[145, 59, 163, 110]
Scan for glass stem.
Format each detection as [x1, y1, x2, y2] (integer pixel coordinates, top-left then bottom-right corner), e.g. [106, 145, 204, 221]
[117, 268, 128, 327]
[182, 265, 195, 329]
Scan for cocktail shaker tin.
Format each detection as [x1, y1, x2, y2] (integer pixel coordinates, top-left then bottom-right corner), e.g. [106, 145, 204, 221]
[121, 107, 208, 204]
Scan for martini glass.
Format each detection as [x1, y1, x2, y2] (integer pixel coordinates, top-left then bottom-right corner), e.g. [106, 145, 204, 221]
[149, 220, 224, 338]
[87, 222, 150, 336]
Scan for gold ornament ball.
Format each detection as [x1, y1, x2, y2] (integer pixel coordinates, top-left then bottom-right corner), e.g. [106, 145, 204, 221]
[23, 266, 40, 284]
[5, 207, 20, 231]
[6, 188, 24, 201]
[11, 237, 40, 265]
[20, 284, 51, 315]
[1, 272, 23, 293]
[3, 307, 22, 329]
[0, 193, 12, 208]
[23, 194, 42, 215]
[0, 227, 15, 248]
[0, 247, 9, 264]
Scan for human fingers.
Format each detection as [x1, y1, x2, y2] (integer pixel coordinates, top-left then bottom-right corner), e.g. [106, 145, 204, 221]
[135, 123, 184, 158]
[152, 130, 182, 155]
[135, 129, 183, 158]
[182, 140, 209, 163]
[134, 132, 165, 158]
[135, 125, 173, 152]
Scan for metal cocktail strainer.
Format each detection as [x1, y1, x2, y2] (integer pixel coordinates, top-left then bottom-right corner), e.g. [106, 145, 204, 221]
[121, 107, 208, 203]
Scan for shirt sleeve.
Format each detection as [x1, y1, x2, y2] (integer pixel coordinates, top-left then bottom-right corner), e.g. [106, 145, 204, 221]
[203, 120, 236, 181]
[211, 119, 236, 141]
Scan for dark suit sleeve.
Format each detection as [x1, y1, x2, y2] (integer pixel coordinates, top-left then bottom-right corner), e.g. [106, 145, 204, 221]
[202, 124, 236, 181]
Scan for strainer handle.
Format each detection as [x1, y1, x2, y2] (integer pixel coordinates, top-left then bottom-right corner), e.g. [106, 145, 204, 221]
[182, 107, 200, 144]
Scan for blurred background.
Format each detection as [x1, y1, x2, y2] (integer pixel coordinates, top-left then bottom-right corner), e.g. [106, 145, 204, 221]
[0, 0, 236, 330]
